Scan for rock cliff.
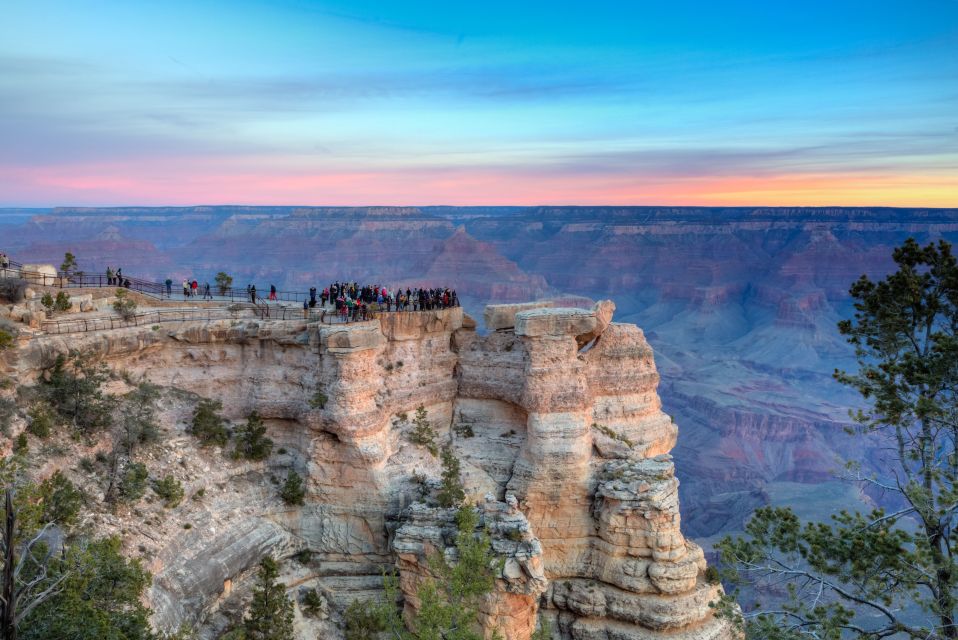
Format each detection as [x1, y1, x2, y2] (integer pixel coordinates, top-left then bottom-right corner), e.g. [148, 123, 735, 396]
[6, 300, 736, 639]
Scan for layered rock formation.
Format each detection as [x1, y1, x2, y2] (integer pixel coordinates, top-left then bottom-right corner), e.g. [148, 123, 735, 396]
[7, 299, 735, 639]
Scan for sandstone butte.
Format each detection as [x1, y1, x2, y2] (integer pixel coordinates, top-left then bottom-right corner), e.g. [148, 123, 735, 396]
[3, 291, 740, 640]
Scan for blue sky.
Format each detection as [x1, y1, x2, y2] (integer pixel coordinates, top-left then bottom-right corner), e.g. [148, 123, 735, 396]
[1, 0, 956, 206]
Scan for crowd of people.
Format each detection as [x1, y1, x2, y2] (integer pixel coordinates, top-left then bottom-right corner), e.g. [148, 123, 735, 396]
[300, 282, 459, 322]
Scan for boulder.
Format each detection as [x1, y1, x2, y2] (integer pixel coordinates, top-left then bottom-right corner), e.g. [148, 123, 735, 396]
[483, 301, 553, 331]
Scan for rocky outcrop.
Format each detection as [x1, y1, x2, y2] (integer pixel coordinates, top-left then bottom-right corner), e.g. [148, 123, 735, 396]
[8, 301, 736, 640]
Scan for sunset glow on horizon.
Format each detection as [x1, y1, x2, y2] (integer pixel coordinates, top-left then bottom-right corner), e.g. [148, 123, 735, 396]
[1, 1, 956, 208]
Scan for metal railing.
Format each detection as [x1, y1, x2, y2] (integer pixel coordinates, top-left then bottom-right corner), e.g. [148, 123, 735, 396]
[40, 306, 250, 335]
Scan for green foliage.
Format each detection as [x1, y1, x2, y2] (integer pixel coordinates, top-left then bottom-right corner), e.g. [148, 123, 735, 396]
[308, 389, 328, 409]
[189, 398, 228, 447]
[279, 471, 305, 506]
[530, 618, 553, 640]
[26, 402, 55, 438]
[21, 536, 154, 640]
[343, 506, 502, 640]
[0, 325, 17, 351]
[591, 422, 634, 448]
[0, 397, 14, 435]
[13, 432, 28, 455]
[118, 462, 149, 503]
[60, 251, 78, 275]
[113, 288, 138, 320]
[153, 475, 184, 508]
[117, 383, 160, 458]
[343, 597, 390, 640]
[232, 412, 273, 461]
[409, 405, 438, 457]
[453, 423, 474, 438]
[215, 271, 233, 296]
[436, 445, 465, 508]
[41, 351, 113, 436]
[301, 589, 325, 618]
[243, 556, 294, 640]
[38, 470, 85, 527]
[718, 239, 958, 639]
[40, 291, 72, 316]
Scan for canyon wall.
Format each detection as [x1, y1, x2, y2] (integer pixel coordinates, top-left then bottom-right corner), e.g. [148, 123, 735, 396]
[10, 301, 736, 639]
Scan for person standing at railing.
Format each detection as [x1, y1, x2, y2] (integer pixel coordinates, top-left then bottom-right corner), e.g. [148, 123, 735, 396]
[191, 280, 198, 298]
[309, 287, 317, 308]
[269, 284, 277, 301]
[116, 267, 122, 284]
[203, 282, 212, 300]
[182, 279, 189, 297]
[303, 299, 309, 319]
[106, 266, 114, 286]
[250, 285, 256, 304]
[165, 278, 173, 297]
[321, 287, 329, 307]
[0, 253, 8, 269]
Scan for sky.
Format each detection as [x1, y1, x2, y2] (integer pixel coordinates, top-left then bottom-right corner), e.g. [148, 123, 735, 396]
[0, 0, 956, 207]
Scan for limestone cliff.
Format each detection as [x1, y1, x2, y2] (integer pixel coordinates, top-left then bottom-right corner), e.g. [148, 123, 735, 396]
[5, 300, 737, 640]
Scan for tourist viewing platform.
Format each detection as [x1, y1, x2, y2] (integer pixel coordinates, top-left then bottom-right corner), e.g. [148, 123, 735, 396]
[0, 253, 460, 335]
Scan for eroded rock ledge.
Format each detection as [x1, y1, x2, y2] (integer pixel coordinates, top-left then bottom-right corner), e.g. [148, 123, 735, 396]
[10, 302, 737, 640]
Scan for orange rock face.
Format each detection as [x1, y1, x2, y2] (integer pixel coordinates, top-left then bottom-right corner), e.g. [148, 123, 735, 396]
[11, 301, 737, 639]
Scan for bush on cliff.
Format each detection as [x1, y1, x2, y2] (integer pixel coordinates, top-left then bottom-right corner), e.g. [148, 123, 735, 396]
[716, 239, 958, 639]
[242, 555, 294, 640]
[409, 405, 438, 457]
[232, 412, 273, 461]
[279, 470, 305, 506]
[154, 474, 184, 508]
[41, 351, 113, 436]
[189, 398, 229, 447]
[343, 505, 502, 640]
[436, 444, 465, 508]
[113, 288, 138, 321]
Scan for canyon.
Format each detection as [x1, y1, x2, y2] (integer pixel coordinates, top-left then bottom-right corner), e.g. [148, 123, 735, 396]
[5, 205, 958, 541]
[2, 288, 736, 639]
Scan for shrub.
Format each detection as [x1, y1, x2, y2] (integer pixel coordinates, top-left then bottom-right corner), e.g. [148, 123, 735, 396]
[453, 423, 475, 438]
[309, 389, 328, 409]
[214, 271, 233, 296]
[13, 433, 28, 455]
[154, 474, 185, 508]
[0, 278, 27, 303]
[280, 470, 305, 506]
[113, 289, 137, 321]
[302, 589, 325, 618]
[26, 402, 56, 438]
[118, 462, 149, 502]
[40, 291, 72, 316]
[41, 351, 113, 436]
[189, 398, 228, 447]
[0, 398, 15, 435]
[39, 470, 85, 527]
[232, 412, 273, 461]
[409, 405, 438, 456]
[60, 251, 78, 276]
[293, 549, 312, 564]
[0, 326, 15, 351]
[436, 444, 465, 508]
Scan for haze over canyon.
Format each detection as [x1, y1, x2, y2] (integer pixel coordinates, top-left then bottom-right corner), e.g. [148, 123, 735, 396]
[6, 205, 954, 542]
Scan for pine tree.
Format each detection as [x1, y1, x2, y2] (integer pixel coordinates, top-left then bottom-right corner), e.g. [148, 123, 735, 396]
[244, 556, 294, 640]
[436, 445, 465, 508]
[279, 471, 305, 506]
[716, 239, 958, 639]
[232, 412, 273, 461]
